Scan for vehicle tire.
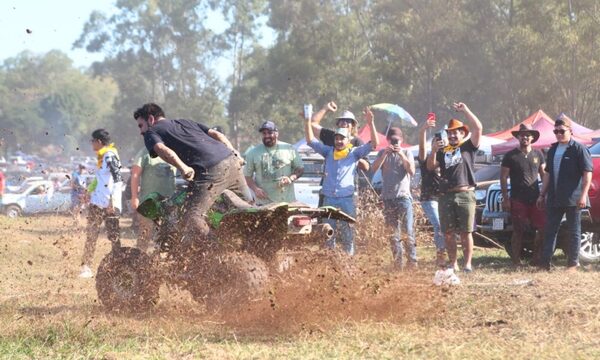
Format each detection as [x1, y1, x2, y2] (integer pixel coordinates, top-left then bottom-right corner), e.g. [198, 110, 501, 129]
[95, 247, 160, 311]
[578, 231, 600, 264]
[4, 204, 21, 218]
[201, 252, 269, 311]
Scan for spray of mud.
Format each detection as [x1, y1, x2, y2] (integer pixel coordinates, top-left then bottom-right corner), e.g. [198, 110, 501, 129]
[148, 192, 444, 336]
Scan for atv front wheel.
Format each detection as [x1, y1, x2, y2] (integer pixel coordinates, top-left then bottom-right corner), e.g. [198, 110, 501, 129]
[95, 247, 160, 311]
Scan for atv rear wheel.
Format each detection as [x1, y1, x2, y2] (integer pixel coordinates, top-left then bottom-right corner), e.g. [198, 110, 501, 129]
[95, 247, 160, 311]
[200, 252, 269, 311]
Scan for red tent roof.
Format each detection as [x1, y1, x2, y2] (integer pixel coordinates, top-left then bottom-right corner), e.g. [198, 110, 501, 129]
[357, 126, 411, 150]
[491, 116, 594, 155]
[486, 110, 593, 140]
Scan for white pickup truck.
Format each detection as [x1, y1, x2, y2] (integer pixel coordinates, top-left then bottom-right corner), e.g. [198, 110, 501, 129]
[1, 180, 72, 218]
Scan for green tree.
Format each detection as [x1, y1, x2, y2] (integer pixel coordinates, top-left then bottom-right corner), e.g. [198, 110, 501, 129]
[0, 51, 117, 155]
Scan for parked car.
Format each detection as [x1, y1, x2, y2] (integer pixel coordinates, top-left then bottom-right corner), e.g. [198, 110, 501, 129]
[479, 141, 600, 264]
[5, 173, 45, 193]
[294, 146, 324, 207]
[1, 180, 72, 218]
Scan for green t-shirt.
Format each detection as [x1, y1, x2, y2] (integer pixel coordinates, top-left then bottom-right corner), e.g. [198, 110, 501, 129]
[243, 142, 303, 205]
[133, 148, 177, 201]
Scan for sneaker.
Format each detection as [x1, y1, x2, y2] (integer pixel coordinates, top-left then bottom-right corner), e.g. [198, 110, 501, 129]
[79, 265, 93, 278]
[463, 267, 473, 274]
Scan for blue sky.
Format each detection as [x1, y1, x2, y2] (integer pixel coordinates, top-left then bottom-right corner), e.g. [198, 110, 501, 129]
[0, 0, 274, 73]
[0, 1, 118, 67]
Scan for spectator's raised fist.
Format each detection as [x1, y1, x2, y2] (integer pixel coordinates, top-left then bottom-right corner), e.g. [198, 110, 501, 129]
[363, 106, 374, 124]
[452, 102, 468, 113]
[326, 101, 338, 112]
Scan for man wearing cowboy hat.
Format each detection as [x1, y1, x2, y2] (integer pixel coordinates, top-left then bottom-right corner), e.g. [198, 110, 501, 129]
[427, 102, 483, 273]
[500, 123, 546, 266]
[537, 115, 593, 272]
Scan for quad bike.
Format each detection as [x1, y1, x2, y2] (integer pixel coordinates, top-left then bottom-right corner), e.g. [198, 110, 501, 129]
[95, 189, 355, 311]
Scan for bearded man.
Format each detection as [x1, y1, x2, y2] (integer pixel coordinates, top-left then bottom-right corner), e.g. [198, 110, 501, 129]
[244, 121, 304, 205]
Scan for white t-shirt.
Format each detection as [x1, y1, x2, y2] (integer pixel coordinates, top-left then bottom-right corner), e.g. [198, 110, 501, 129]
[90, 150, 123, 211]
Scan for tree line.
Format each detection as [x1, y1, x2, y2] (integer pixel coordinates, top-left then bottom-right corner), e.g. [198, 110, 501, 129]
[1, 0, 600, 158]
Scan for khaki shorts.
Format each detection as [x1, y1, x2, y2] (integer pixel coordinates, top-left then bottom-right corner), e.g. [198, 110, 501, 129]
[439, 191, 476, 233]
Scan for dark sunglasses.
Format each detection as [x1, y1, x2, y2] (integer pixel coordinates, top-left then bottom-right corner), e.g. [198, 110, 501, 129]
[553, 129, 568, 135]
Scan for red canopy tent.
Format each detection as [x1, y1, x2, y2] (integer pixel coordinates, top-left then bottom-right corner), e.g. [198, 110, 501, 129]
[357, 126, 412, 150]
[486, 110, 593, 141]
[491, 116, 595, 155]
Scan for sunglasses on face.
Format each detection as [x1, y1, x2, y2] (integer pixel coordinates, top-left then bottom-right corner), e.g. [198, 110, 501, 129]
[553, 129, 568, 135]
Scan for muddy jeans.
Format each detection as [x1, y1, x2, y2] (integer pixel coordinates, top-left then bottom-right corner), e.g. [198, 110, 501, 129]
[81, 204, 120, 267]
[182, 154, 252, 244]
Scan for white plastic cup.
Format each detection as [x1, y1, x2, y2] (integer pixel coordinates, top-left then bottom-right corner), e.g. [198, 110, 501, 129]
[303, 104, 313, 120]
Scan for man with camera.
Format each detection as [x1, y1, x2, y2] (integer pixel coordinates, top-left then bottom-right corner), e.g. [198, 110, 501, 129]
[418, 117, 447, 267]
[427, 102, 483, 273]
[372, 127, 416, 269]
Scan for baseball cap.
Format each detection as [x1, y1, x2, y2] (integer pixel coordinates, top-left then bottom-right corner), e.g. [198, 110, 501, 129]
[258, 120, 278, 132]
[334, 128, 350, 138]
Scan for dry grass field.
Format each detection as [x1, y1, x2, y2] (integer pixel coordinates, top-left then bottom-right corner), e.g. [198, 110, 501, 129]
[1, 214, 599, 359]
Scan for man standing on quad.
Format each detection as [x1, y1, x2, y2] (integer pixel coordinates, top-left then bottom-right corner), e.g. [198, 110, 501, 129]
[244, 120, 304, 205]
[134, 103, 251, 244]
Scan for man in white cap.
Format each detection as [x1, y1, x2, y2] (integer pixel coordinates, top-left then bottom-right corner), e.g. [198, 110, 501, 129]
[305, 107, 379, 255]
[500, 123, 546, 266]
[311, 101, 370, 205]
[244, 120, 304, 205]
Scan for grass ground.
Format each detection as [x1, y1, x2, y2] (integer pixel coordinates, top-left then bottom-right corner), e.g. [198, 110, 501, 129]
[0, 214, 599, 359]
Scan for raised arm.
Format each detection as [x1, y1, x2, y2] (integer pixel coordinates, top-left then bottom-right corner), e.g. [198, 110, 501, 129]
[364, 106, 379, 149]
[453, 102, 483, 148]
[311, 101, 337, 139]
[418, 118, 436, 162]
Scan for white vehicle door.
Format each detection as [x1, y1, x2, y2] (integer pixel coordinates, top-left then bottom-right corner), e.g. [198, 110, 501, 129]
[24, 184, 51, 214]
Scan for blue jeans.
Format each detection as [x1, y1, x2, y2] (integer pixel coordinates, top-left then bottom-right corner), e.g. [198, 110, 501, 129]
[323, 196, 356, 255]
[383, 197, 417, 265]
[541, 206, 581, 267]
[421, 200, 445, 251]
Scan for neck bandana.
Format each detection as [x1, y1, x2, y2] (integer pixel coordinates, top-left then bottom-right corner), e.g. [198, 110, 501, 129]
[333, 143, 354, 160]
[96, 143, 119, 168]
